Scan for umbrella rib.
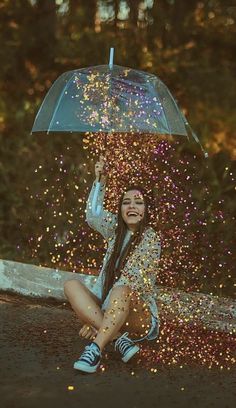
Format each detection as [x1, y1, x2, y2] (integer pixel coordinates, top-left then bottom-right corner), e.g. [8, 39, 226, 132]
[160, 101, 171, 135]
[175, 101, 208, 157]
[47, 72, 77, 133]
[158, 82, 173, 135]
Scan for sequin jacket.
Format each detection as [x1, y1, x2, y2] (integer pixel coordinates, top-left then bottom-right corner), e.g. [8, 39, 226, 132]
[85, 180, 161, 318]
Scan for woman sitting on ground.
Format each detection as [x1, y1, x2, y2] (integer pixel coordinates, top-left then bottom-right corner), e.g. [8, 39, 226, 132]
[64, 155, 161, 373]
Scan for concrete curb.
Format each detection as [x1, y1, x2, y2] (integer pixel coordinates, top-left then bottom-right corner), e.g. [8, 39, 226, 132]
[0, 259, 95, 300]
[0, 259, 235, 334]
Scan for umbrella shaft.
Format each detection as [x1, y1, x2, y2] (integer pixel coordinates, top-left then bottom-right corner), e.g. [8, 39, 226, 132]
[109, 47, 114, 69]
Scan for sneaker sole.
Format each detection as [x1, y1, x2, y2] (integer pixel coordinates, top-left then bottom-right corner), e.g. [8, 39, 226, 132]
[73, 360, 100, 373]
[122, 345, 140, 363]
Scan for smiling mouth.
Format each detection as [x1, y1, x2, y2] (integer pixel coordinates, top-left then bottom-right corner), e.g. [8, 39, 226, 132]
[127, 212, 139, 217]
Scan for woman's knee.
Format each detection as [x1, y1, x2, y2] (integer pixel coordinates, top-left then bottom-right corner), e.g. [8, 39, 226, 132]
[109, 285, 132, 309]
[63, 279, 84, 296]
[111, 284, 131, 296]
[63, 279, 102, 306]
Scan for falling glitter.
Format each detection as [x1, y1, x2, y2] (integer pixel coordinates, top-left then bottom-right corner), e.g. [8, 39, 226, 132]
[22, 130, 236, 371]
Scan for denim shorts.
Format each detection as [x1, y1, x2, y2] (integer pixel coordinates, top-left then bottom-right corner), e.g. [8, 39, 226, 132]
[89, 279, 160, 343]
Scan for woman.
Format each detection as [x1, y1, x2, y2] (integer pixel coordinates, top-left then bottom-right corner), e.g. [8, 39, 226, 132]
[64, 155, 161, 373]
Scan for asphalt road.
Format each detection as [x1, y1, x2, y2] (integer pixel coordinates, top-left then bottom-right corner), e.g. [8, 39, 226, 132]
[0, 291, 235, 408]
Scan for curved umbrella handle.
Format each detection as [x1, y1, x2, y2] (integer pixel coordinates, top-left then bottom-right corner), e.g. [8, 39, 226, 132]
[91, 181, 102, 217]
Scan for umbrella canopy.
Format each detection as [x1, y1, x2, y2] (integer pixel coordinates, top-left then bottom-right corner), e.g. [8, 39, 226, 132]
[31, 53, 208, 216]
[32, 64, 190, 137]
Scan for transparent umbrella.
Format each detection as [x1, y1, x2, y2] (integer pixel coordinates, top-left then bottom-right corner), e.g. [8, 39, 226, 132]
[31, 48, 208, 215]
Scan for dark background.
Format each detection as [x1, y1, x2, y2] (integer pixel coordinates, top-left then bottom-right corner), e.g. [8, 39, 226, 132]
[0, 0, 235, 298]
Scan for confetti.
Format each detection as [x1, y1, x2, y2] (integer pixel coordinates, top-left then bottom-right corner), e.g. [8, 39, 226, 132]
[24, 133, 235, 370]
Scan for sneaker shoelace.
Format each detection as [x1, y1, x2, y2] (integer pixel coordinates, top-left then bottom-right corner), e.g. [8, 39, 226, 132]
[115, 332, 133, 354]
[79, 344, 100, 363]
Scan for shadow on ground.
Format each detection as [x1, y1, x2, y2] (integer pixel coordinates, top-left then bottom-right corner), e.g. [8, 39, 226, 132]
[0, 291, 235, 408]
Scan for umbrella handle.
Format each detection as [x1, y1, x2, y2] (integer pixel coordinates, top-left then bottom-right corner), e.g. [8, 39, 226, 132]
[109, 47, 114, 69]
[91, 181, 102, 216]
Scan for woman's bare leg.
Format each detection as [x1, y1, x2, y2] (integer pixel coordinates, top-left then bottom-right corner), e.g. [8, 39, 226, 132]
[64, 280, 152, 347]
[64, 279, 104, 330]
[93, 285, 132, 351]
[64, 279, 123, 341]
[120, 295, 152, 339]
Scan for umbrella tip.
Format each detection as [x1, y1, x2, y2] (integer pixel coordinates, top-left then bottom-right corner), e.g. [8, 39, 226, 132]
[109, 47, 115, 69]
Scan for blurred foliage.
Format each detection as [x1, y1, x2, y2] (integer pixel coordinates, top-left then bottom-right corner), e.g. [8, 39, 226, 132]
[0, 0, 235, 298]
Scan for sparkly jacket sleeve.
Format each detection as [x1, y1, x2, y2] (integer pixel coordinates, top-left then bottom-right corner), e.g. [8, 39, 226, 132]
[113, 227, 161, 298]
[85, 180, 117, 241]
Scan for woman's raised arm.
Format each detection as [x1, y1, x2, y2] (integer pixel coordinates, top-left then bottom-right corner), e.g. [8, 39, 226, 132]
[85, 156, 117, 241]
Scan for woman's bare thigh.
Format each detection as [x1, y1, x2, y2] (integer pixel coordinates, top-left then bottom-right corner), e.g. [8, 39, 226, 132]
[121, 292, 152, 338]
[64, 279, 102, 307]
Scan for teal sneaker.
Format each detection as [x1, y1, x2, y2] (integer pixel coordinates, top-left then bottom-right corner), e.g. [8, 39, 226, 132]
[73, 342, 101, 373]
[114, 332, 140, 362]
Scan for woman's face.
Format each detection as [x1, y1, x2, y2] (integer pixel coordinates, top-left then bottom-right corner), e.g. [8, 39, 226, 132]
[121, 189, 145, 232]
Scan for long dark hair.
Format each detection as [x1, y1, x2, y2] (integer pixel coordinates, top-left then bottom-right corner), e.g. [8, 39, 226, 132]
[101, 184, 153, 304]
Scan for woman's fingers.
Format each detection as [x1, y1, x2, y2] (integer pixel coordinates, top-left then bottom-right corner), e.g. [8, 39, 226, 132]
[99, 155, 106, 163]
[95, 155, 108, 180]
[84, 328, 94, 339]
[79, 324, 89, 337]
[79, 324, 87, 333]
[79, 329, 85, 337]
[95, 161, 105, 178]
[79, 324, 97, 339]
[84, 332, 92, 339]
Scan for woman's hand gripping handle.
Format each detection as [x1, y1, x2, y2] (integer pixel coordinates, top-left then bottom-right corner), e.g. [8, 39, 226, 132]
[95, 155, 107, 185]
[91, 155, 107, 216]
